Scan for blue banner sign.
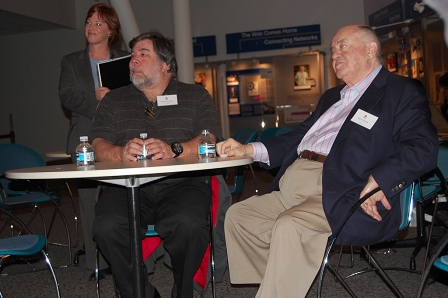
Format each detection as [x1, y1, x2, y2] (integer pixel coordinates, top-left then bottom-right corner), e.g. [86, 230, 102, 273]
[369, 0, 403, 35]
[193, 35, 216, 57]
[226, 24, 321, 54]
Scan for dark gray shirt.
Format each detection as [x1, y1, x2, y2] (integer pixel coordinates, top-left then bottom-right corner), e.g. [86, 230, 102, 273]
[91, 79, 221, 146]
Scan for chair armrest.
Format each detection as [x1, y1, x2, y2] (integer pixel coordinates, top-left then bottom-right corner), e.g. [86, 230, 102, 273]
[332, 187, 381, 240]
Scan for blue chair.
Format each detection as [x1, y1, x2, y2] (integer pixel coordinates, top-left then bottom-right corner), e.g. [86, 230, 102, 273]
[363, 145, 448, 271]
[228, 128, 259, 197]
[0, 207, 60, 297]
[404, 145, 448, 269]
[232, 128, 259, 145]
[417, 232, 448, 297]
[275, 127, 293, 136]
[0, 143, 72, 267]
[258, 127, 281, 142]
[317, 183, 416, 298]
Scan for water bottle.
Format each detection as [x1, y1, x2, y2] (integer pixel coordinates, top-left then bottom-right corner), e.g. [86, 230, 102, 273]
[76, 136, 95, 169]
[198, 129, 216, 159]
[137, 133, 152, 160]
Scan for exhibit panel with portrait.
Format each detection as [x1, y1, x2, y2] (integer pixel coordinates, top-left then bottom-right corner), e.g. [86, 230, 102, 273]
[293, 64, 316, 90]
[274, 53, 325, 125]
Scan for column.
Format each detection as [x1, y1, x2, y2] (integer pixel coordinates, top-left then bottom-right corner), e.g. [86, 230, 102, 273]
[109, 0, 140, 49]
[172, 0, 194, 84]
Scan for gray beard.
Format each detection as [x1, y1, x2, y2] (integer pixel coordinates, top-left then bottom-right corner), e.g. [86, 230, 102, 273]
[130, 74, 153, 90]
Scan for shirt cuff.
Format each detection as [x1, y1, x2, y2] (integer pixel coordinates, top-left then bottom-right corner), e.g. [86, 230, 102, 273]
[250, 142, 270, 166]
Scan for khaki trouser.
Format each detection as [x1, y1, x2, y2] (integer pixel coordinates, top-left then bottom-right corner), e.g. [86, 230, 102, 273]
[225, 158, 332, 297]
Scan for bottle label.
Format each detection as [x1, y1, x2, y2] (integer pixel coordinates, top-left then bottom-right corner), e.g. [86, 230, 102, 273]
[85, 152, 94, 161]
[76, 152, 94, 163]
[199, 144, 216, 156]
[76, 152, 85, 163]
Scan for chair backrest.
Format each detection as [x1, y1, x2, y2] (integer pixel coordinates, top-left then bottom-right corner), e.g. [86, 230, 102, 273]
[275, 127, 293, 136]
[0, 114, 15, 143]
[0, 131, 15, 143]
[259, 127, 281, 142]
[0, 144, 45, 195]
[399, 182, 416, 231]
[233, 128, 259, 144]
[0, 143, 44, 173]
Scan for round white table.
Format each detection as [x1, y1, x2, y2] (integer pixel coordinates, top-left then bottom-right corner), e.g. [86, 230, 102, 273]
[6, 155, 253, 298]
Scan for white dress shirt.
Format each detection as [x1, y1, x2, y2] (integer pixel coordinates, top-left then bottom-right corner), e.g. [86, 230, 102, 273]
[251, 65, 382, 165]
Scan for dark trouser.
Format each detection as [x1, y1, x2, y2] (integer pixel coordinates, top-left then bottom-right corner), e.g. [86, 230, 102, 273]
[93, 176, 211, 298]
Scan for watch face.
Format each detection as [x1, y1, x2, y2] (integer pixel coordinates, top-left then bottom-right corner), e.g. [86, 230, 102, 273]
[171, 142, 183, 157]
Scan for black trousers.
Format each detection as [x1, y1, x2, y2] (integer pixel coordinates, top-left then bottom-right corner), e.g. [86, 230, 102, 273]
[93, 176, 212, 298]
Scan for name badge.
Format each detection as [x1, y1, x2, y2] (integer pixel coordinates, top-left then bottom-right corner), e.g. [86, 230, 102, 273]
[157, 95, 178, 106]
[350, 109, 378, 130]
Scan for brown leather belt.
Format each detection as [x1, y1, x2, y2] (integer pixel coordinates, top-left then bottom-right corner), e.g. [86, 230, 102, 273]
[298, 150, 327, 163]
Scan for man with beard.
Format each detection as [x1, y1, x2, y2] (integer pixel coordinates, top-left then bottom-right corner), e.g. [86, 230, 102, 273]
[90, 30, 221, 298]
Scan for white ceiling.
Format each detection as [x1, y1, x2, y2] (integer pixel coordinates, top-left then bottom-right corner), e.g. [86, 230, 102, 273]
[0, 10, 70, 36]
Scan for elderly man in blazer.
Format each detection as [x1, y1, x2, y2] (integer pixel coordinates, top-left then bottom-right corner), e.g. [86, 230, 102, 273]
[217, 24, 439, 297]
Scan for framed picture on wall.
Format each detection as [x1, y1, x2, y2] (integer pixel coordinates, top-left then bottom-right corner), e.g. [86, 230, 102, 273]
[386, 52, 398, 72]
[194, 73, 206, 87]
[411, 59, 418, 78]
[294, 65, 312, 90]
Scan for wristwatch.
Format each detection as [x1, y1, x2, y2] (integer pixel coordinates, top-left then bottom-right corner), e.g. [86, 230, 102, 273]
[170, 142, 183, 158]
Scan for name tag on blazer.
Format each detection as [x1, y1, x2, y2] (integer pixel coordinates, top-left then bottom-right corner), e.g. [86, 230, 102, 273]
[351, 109, 378, 130]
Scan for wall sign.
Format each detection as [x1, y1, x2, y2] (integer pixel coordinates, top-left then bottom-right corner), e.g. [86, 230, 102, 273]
[174, 36, 217, 57]
[193, 35, 216, 57]
[226, 24, 321, 54]
[369, 0, 403, 36]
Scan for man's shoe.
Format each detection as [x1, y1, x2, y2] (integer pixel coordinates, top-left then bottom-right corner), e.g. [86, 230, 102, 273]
[88, 268, 111, 281]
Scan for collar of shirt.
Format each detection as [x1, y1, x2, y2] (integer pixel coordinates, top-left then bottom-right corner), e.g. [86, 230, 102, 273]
[340, 65, 382, 100]
[297, 65, 382, 155]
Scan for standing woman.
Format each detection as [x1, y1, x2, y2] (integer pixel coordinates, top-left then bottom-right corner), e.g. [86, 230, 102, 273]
[59, 2, 129, 281]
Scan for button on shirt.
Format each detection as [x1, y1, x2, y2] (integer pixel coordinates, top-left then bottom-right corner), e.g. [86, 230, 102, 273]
[251, 65, 382, 165]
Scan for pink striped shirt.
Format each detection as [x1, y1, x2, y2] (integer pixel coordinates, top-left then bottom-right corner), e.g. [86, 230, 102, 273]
[252, 66, 382, 164]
